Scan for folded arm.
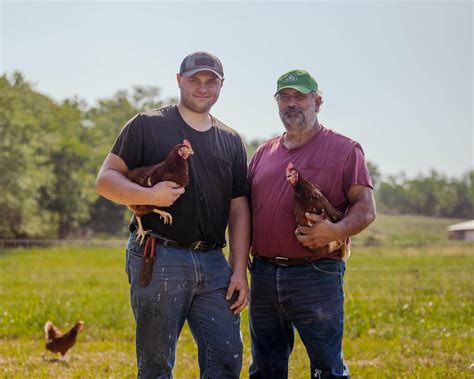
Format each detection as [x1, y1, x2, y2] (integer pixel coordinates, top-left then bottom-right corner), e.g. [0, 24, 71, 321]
[95, 153, 184, 207]
[297, 185, 376, 249]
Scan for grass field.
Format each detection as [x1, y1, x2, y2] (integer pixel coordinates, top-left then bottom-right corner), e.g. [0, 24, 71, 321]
[0, 241, 473, 378]
[354, 213, 467, 244]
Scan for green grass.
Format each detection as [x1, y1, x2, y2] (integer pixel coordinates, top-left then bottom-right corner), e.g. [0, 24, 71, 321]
[0, 243, 473, 378]
[354, 213, 467, 244]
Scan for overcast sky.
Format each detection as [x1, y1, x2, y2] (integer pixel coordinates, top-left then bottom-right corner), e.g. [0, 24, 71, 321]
[1, 0, 472, 177]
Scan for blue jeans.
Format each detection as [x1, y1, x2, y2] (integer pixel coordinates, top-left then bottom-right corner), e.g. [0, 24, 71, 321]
[249, 258, 350, 379]
[125, 234, 242, 379]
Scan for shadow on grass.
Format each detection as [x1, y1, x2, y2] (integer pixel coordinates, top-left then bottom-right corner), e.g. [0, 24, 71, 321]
[42, 355, 70, 367]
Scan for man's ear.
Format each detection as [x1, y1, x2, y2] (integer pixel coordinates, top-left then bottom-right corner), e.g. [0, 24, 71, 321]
[176, 74, 182, 88]
[315, 93, 323, 112]
[220, 78, 225, 88]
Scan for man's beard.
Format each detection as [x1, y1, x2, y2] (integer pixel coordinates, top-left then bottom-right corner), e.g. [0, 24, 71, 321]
[280, 106, 307, 129]
[180, 90, 218, 114]
[182, 96, 213, 113]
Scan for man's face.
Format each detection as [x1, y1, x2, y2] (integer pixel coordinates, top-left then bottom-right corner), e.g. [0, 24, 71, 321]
[275, 89, 318, 131]
[177, 71, 223, 114]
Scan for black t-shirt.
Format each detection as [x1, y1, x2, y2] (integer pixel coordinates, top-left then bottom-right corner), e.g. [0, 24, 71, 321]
[111, 105, 249, 245]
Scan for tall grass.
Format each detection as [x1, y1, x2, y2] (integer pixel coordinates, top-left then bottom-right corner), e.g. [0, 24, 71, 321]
[0, 243, 472, 378]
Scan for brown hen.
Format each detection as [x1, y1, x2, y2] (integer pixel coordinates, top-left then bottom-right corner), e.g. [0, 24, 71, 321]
[127, 139, 194, 243]
[286, 162, 349, 260]
[44, 320, 84, 358]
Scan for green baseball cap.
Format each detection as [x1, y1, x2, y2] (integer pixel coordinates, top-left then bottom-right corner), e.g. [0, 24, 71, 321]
[275, 69, 318, 96]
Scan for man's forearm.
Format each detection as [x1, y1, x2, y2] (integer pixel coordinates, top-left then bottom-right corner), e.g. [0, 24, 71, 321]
[95, 153, 185, 208]
[228, 196, 251, 274]
[298, 186, 376, 249]
[335, 199, 376, 240]
[95, 169, 153, 206]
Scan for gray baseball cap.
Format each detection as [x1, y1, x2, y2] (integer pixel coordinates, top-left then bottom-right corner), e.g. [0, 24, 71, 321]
[179, 51, 224, 79]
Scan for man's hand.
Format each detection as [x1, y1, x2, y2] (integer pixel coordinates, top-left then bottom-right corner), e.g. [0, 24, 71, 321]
[226, 272, 249, 314]
[296, 213, 342, 249]
[296, 186, 376, 250]
[149, 181, 185, 207]
[96, 153, 187, 208]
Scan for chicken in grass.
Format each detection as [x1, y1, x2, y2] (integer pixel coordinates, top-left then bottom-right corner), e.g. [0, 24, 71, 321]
[44, 320, 84, 358]
[286, 162, 349, 259]
[127, 139, 194, 244]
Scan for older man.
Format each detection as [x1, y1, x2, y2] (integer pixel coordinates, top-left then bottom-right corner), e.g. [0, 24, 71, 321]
[248, 69, 376, 378]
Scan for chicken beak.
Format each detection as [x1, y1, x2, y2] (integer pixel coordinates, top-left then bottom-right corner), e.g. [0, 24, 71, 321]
[286, 170, 298, 186]
[180, 147, 194, 160]
[185, 148, 194, 159]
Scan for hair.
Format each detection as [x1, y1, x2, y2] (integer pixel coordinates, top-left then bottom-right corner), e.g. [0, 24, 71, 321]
[313, 90, 324, 113]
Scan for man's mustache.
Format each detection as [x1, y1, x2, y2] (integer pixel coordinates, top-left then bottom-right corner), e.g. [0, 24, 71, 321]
[283, 106, 303, 116]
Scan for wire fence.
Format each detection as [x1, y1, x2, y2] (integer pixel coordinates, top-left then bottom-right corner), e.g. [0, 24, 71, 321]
[0, 239, 126, 248]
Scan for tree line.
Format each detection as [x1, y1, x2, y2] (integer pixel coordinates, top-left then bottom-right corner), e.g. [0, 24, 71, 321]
[0, 73, 472, 239]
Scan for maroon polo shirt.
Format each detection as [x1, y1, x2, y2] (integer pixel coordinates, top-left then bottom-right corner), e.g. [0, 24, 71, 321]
[248, 125, 373, 260]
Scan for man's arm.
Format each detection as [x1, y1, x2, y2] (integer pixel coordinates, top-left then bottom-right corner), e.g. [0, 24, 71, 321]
[225, 195, 251, 314]
[296, 185, 376, 249]
[95, 153, 184, 207]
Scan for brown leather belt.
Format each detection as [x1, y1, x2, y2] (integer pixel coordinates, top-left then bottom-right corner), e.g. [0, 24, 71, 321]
[153, 234, 224, 251]
[254, 255, 320, 267]
[129, 223, 225, 251]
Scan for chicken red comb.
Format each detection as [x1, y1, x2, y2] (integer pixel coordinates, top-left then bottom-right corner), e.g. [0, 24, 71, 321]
[183, 139, 192, 148]
[286, 162, 294, 172]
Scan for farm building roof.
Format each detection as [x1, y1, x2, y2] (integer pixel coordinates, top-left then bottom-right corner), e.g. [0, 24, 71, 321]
[447, 220, 474, 231]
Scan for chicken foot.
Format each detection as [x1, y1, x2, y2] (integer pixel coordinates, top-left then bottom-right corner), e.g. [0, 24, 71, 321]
[134, 210, 173, 245]
[135, 216, 151, 245]
[42, 351, 68, 363]
[152, 209, 173, 225]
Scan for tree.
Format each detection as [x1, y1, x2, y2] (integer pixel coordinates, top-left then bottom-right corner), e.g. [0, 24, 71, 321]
[44, 100, 97, 238]
[377, 175, 410, 214]
[83, 86, 177, 236]
[366, 161, 381, 189]
[0, 73, 60, 237]
[0, 73, 99, 238]
[376, 169, 473, 218]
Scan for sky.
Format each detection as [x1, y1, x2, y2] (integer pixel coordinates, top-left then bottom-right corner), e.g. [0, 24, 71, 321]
[1, 0, 472, 178]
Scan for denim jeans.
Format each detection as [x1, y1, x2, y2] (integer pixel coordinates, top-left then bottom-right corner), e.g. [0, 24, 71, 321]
[249, 258, 350, 379]
[125, 234, 242, 379]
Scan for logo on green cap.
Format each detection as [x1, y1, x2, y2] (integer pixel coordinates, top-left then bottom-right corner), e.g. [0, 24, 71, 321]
[276, 69, 318, 95]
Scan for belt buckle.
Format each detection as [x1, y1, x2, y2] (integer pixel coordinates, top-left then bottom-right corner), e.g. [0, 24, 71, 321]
[274, 256, 289, 266]
[193, 241, 203, 251]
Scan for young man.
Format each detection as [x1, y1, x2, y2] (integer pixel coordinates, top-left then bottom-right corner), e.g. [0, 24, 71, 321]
[96, 51, 250, 378]
[248, 69, 376, 378]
